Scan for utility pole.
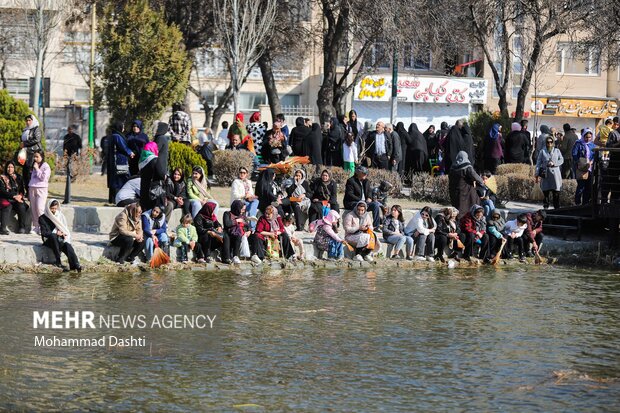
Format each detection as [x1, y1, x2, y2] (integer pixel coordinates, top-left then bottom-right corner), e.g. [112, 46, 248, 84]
[88, 1, 96, 150]
[390, 49, 398, 124]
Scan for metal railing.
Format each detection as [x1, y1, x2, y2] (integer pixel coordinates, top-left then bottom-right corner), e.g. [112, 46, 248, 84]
[592, 147, 620, 218]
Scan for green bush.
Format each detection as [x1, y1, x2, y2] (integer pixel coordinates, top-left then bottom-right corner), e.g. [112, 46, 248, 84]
[45, 151, 56, 178]
[469, 110, 511, 168]
[211, 149, 254, 186]
[168, 142, 206, 179]
[0, 90, 38, 165]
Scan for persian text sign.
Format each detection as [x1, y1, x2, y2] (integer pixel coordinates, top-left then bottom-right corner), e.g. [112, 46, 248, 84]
[354, 76, 488, 104]
[531, 97, 618, 118]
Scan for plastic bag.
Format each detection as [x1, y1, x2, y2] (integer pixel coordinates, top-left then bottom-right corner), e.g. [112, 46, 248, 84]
[240, 235, 251, 258]
[17, 148, 27, 166]
[266, 238, 280, 259]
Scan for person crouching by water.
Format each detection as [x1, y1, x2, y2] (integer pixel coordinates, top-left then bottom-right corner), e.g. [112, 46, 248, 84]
[195, 201, 230, 264]
[383, 205, 414, 260]
[223, 200, 251, 264]
[309, 210, 345, 260]
[109, 203, 145, 264]
[503, 213, 528, 261]
[174, 213, 204, 263]
[459, 204, 489, 263]
[141, 206, 168, 261]
[39, 199, 81, 272]
[344, 201, 380, 262]
[249, 204, 295, 263]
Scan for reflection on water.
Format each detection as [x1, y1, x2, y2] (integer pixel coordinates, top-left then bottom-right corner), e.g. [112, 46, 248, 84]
[1, 266, 619, 411]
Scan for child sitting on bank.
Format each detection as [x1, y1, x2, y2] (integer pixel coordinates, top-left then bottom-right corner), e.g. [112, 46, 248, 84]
[309, 210, 345, 260]
[282, 213, 305, 260]
[173, 214, 205, 263]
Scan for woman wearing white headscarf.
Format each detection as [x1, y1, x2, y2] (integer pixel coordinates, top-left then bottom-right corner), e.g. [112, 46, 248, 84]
[344, 201, 380, 262]
[39, 199, 81, 272]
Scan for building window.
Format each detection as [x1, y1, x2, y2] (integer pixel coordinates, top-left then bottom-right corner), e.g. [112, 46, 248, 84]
[364, 42, 390, 68]
[280, 94, 300, 107]
[5, 78, 29, 101]
[75, 88, 90, 103]
[556, 43, 600, 75]
[238, 93, 267, 111]
[402, 45, 431, 70]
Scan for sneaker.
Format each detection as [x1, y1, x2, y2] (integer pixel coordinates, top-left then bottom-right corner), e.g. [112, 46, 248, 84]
[205, 257, 214, 264]
[364, 254, 374, 262]
[30, 230, 38, 235]
[426, 256, 435, 262]
[251, 254, 262, 264]
[354, 254, 364, 262]
[197, 258, 206, 263]
[415, 256, 426, 261]
[519, 254, 526, 262]
[0, 229, 9, 235]
[131, 257, 141, 266]
[232, 256, 241, 264]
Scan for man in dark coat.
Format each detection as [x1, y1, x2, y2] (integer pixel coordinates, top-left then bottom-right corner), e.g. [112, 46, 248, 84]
[140, 122, 170, 211]
[558, 123, 579, 178]
[386, 123, 401, 172]
[445, 120, 474, 171]
[343, 166, 382, 229]
[365, 121, 393, 170]
[449, 151, 486, 219]
[63, 125, 82, 157]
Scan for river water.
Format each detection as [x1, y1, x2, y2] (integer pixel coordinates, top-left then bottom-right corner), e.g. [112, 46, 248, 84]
[1, 265, 619, 411]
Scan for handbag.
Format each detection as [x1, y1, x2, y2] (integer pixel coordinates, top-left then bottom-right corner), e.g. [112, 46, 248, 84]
[266, 237, 280, 259]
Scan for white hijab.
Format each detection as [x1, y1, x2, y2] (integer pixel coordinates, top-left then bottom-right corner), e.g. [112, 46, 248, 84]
[44, 199, 71, 243]
[21, 116, 40, 142]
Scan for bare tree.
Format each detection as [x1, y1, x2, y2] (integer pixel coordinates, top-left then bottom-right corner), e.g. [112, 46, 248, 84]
[468, 0, 595, 120]
[0, 9, 21, 89]
[212, 0, 278, 116]
[15, 0, 74, 118]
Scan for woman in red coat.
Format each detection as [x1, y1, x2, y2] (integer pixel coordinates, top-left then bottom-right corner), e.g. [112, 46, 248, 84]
[249, 205, 294, 263]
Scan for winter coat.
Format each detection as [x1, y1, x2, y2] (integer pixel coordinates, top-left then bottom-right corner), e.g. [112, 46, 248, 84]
[255, 215, 285, 241]
[174, 224, 198, 246]
[141, 211, 168, 239]
[106, 131, 134, 191]
[382, 215, 404, 239]
[310, 178, 338, 206]
[343, 176, 372, 210]
[109, 206, 143, 241]
[307, 123, 323, 166]
[448, 153, 485, 218]
[290, 118, 311, 156]
[536, 147, 563, 191]
[504, 130, 529, 163]
[140, 133, 169, 211]
[390, 131, 402, 164]
[343, 209, 377, 248]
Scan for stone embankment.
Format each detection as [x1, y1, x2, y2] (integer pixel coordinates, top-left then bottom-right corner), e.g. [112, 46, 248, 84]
[0, 205, 604, 273]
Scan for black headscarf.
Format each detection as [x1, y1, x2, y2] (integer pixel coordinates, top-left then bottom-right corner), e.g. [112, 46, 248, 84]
[255, 168, 276, 199]
[348, 110, 359, 137]
[230, 199, 244, 217]
[407, 123, 428, 154]
[395, 122, 409, 142]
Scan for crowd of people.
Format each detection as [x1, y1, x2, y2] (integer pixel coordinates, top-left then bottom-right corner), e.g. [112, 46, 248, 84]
[2, 107, 617, 269]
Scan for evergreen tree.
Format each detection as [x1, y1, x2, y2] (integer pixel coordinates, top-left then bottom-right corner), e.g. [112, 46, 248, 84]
[96, 0, 191, 128]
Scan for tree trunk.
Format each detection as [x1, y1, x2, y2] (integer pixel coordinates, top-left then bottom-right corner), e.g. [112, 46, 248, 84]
[317, 2, 348, 123]
[258, 51, 281, 120]
[515, 40, 543, 121]
[332, 85, 347, 117]
[0, 59, 6, 89]
[210, 86, 234, 131]
[497, 90, 509, 119]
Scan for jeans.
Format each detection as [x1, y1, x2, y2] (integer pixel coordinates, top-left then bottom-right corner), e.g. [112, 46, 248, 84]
[245, 199, 259, 230]
[145, 232, 169, 260]
[386, 234, 414, 256]
[482, 199, 495, 218]
[574, 175, 592, 205]
[415, 233, 435, 256]
[191, 199, 219, 218]
[367, 201, 382, 229]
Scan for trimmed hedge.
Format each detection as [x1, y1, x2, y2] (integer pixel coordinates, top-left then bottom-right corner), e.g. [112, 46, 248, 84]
[169, 142, 207, 179]
[211, 149, 254, 186]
